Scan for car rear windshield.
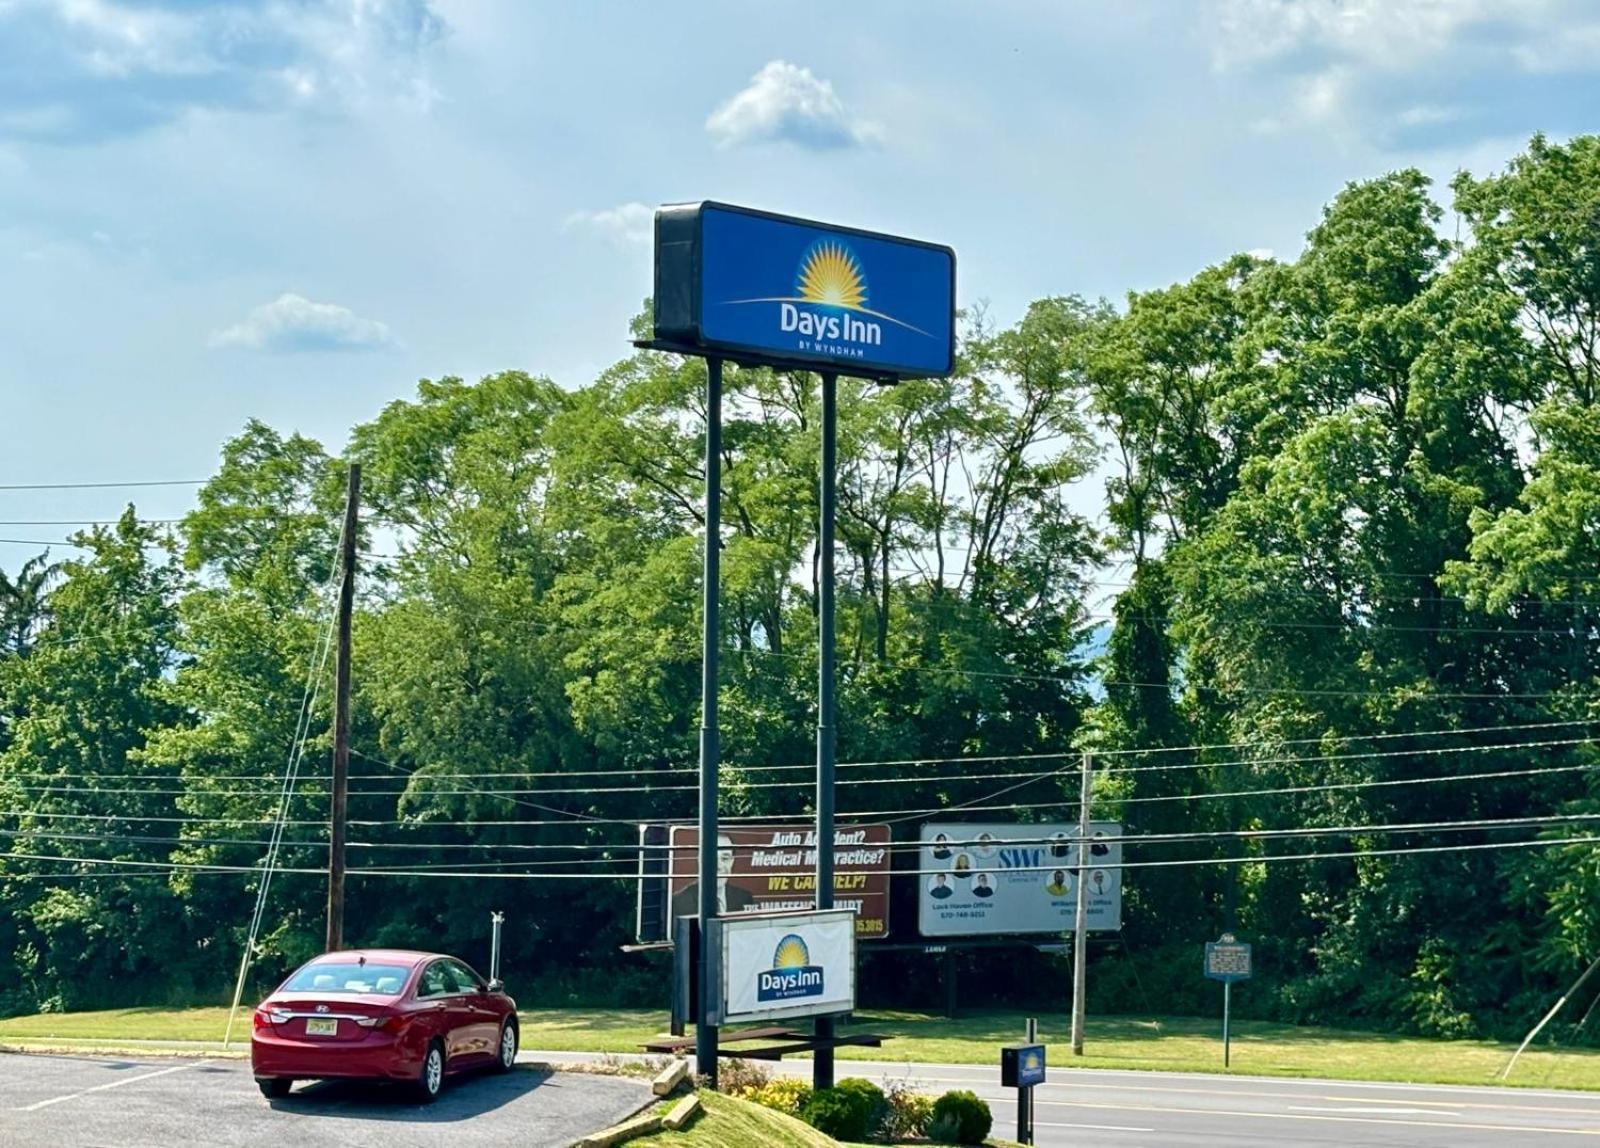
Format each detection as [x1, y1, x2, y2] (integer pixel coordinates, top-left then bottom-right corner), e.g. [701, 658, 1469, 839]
[282, 962, 412, 995]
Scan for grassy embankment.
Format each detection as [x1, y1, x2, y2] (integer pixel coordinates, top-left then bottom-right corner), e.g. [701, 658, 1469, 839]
[2, 1007, 1596, 1090]
[625, 1090, 1023, 1148]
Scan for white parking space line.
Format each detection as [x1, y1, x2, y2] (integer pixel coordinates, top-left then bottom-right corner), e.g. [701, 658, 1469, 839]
[14, 1065, 190, 1112]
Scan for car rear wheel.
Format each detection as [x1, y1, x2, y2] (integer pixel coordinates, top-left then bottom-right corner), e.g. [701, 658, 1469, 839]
[494, 1020, 518, 1073]
[256, 1078, 293, 1100]
[413, 1040, 445, 1104]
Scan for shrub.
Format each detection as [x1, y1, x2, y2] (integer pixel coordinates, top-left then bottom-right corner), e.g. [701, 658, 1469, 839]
[929, 1089, 993, 1145]
[882, 1080, 936, 1140]
[742, 1076, 813, 1116]
[716, 1058, 772, 1096]
[836, 1077, 888, 1137]
[800, 1085, 874, 1141]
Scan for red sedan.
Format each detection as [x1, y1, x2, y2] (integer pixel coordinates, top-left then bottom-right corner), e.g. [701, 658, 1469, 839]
[251, 949, 519, 1102]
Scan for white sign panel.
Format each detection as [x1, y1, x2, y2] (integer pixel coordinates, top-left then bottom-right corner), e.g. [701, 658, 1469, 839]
[918, 822, 1122, 937]
[712, 908, 857, 1025]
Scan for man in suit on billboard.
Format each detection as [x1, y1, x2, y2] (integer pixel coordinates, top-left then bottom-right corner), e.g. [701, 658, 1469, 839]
[672, 833, 757, 917]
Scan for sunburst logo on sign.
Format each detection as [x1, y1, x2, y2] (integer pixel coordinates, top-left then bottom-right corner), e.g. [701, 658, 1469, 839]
[720, 234, 933, 356]
[773, 934, 811, 969]
[797, 243, 867, 311]
[758, 932, 824, 1002]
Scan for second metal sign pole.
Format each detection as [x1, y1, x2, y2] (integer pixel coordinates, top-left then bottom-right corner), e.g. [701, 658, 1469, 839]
[1070, 751, 1091, 1055]
[1223, 980, 1232, 1068]
[697, 356, 724, 1086]
[815, 370, 839, 1092]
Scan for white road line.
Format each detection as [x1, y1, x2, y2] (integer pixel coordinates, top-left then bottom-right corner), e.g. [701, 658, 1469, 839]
[1031, 1096, 1600, 1137]
[14, 1065, 190, 1112]
[1036, 1120, 1156, 1132]
[1290, 1105, 1464, 1117]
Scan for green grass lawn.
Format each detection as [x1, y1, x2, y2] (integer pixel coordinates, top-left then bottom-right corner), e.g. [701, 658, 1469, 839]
[4, 1005, 1600, 1091]
[628, 1091, 837, 1148]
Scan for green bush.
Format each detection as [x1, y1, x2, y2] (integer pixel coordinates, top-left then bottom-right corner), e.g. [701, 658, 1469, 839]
[882, 1080, 935, 1139]
[741, 1075, 812, 1116]
[800, 1085, 874, 1141]
[836, 1077, 887, 1137]
[716, 1058, 773, 1096]
[929, 1089, 993, 1145]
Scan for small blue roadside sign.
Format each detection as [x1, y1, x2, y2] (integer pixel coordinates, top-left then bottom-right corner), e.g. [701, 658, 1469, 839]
[1002, 1043, 1046, 1088]
[652, 202, 955, 380]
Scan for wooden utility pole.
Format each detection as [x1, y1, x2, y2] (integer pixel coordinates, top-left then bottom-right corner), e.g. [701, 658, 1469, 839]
[326, 463, 361, 953]
[1071, 750, 1092, 1055]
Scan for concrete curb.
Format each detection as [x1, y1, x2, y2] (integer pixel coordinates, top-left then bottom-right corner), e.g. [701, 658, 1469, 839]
[572, 1110, 664, 1148]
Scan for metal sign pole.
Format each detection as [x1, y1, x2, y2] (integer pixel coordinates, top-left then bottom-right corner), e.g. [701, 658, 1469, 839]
[696, 356, 724, 1085]
[814, 370, 839, 1093]
[1021, 1017, 1037, 1145]
[1223, 981, 1232, 1068]
[1070, 752, 1091, 1055]
[490, 911, 504, 982]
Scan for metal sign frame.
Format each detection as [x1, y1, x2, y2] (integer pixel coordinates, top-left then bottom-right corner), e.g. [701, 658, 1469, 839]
[707, 908, 858, 1026]
[648, 201, 957, 382]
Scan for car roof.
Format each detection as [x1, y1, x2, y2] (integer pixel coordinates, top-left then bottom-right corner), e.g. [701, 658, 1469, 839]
[306, 949, 441, 967]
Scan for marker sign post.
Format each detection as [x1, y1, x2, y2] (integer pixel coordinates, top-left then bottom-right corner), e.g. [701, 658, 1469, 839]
[1203, 933, 1253, 1068]
[1000, 1018, 1045, 1145]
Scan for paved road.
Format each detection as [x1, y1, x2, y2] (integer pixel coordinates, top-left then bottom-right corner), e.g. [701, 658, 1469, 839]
[0, 1052, 650, 1147]
[529, 1048, 1600, 1145]
[785, 1058, 1600, 1146]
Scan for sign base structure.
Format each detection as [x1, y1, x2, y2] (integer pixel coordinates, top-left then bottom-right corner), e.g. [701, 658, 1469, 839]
[705, 908, 857, 1027]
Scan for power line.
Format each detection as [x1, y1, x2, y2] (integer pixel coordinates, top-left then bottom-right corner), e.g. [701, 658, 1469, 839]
[336, 833, 1600, 879]
[327, 735, 1593, 797]
[1, 851, 323, 874]
[0, 519, 184, 526]
[8, 717, 1591, 783]
[0, 479, 206, 490]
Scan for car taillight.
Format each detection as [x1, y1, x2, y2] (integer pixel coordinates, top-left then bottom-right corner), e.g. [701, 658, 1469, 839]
[252, 1009, 271, 1031]
[356, 1014, 404, 1032]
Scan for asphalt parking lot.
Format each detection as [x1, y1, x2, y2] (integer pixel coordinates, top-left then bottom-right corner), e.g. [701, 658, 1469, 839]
[0, 1052, 651, 1147]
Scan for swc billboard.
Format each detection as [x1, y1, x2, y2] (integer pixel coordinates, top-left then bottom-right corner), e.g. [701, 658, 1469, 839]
[918, 822, 1123, 938]
[653, 202, 955, 380]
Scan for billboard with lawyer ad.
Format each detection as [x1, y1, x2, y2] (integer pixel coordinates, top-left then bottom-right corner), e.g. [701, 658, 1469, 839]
[660, 823, 893, 939]
[652, 201, 955, 380]
[918, 822, 1123, 937]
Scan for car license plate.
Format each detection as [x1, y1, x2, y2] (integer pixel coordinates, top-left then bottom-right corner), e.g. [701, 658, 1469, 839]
[305, 1018, 338, 1036]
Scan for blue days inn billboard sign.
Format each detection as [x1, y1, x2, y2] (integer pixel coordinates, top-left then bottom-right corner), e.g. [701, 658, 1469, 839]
[652, 202, 956, 380]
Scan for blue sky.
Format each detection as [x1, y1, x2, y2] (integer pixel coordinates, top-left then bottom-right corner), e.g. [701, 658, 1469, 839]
[4, 0, 1600, 565]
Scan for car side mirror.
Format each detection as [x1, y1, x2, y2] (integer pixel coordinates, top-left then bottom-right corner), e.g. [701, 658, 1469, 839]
[486, 978, 503, 993]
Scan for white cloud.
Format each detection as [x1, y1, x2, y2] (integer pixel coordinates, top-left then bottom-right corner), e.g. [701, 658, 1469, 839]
[210, 293, 396, 353]
[1207, 0, 1600, 142]
[564, 202, 653, 248]
[706, 60, 882, 150]
[0, 0, 446, 142]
